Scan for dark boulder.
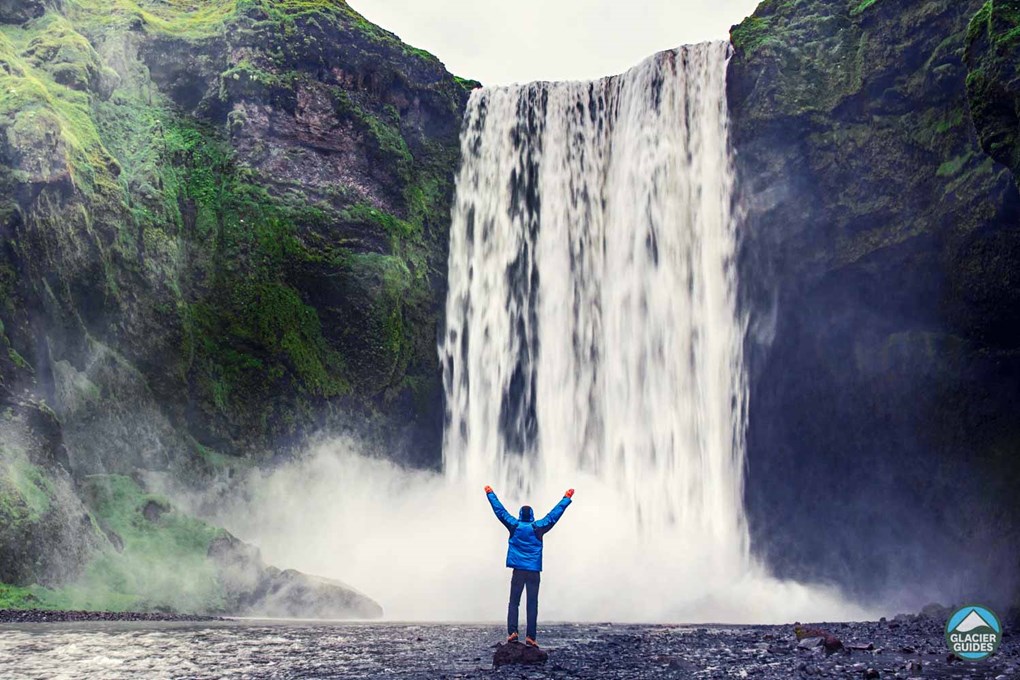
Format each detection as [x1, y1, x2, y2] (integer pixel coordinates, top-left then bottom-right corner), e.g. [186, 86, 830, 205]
[142, 499, 169, 523]
[823, 635, 844, 654]
[794, 626, 843, 654]
[493, 641, 549, 667]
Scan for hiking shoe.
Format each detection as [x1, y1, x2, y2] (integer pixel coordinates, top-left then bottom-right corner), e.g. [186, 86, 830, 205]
[506, 632, 518, 643]
[525, 637, 539, 648]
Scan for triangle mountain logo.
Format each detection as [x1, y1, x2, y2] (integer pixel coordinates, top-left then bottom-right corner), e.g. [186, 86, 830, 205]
[954, 609, 995, 633]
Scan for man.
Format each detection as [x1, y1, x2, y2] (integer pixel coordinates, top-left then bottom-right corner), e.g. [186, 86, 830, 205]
[484, 485, 574, 648]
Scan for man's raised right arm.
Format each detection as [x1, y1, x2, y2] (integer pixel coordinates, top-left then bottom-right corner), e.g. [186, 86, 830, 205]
[485, 486, 517, 531]
[534, 489, 574, 537]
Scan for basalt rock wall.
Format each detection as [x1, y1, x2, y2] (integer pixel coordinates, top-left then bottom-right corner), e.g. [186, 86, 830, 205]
[729, 0, 1020, 607]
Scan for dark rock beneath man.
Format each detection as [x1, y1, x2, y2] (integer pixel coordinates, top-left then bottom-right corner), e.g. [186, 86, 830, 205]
[493, 641, 549, 667]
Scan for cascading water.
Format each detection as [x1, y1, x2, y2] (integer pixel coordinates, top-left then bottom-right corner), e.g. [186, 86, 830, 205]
[441, 41, 748, 575]
[212, 42, 867, 623]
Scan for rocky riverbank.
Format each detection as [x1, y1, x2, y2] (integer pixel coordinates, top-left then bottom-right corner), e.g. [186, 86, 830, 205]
[491, 617, 1020, 679]
[0, 616, 1016, 678]
[0, 609, 221, 623]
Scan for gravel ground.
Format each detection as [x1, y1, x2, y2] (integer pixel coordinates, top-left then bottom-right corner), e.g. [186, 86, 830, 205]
[0, 609, 222, 623]
[0, 614, 1014, 678]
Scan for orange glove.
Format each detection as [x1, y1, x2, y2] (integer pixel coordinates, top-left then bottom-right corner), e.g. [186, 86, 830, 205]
[484, 485, 493, 493]
[565, 489, 574, 498]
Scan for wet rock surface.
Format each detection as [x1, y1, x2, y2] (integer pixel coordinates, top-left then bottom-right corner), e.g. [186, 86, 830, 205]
[0, 618, 1016, 678]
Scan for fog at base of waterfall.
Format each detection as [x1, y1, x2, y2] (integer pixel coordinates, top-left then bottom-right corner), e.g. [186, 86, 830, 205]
[207, 437, 874, 624]
[200, 43, 874, 625]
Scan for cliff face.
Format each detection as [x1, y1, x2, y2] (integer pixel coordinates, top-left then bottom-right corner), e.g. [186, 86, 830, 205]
[0, 0, 469, 609]
[0, 0, 470, 478]
[730, 0, 1020, 606]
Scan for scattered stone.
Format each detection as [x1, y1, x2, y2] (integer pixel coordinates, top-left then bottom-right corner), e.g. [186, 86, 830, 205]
[864, 668, 880, 678]
[823, 635, 844, 654]
[492, 641, 549, 667]
[849, 642, 875, 651]
[798, 636, 824, 650]
[794, 625, 843, 654]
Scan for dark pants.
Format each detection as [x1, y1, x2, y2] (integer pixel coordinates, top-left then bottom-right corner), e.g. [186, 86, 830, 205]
[507, 568, 541, 640]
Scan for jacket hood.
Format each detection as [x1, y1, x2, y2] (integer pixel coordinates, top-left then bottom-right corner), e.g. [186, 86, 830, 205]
[518, 506, 534, 522]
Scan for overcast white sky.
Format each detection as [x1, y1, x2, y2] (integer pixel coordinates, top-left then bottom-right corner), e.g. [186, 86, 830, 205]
[351, 0, 763, 85]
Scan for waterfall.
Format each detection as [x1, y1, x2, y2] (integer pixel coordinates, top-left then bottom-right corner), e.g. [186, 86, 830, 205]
[441, 41, 749, 571]
[218, 42, 867, 623]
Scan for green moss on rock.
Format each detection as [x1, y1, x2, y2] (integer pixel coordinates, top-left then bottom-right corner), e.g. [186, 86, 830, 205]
[0, 444, 54, 522]
[0, 582, 45, 608]
[730, 15, 781, 56]
[0, 472, 227, 613]
[43, 474, 228, 612]
[965, 0, 1020, 184]
[850, 0, 880, 17]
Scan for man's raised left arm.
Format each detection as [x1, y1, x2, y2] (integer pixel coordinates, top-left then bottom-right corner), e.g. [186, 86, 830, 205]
[485, 486, 517, 531]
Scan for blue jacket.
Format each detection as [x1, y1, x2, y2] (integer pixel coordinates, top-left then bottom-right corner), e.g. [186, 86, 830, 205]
[486, 491, 572, 572]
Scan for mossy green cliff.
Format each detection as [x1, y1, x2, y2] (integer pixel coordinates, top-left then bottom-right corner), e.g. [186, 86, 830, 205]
[1, 0, 470, 472]
[730, 0, 1020, 605]
[0, 0, 469, 611]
